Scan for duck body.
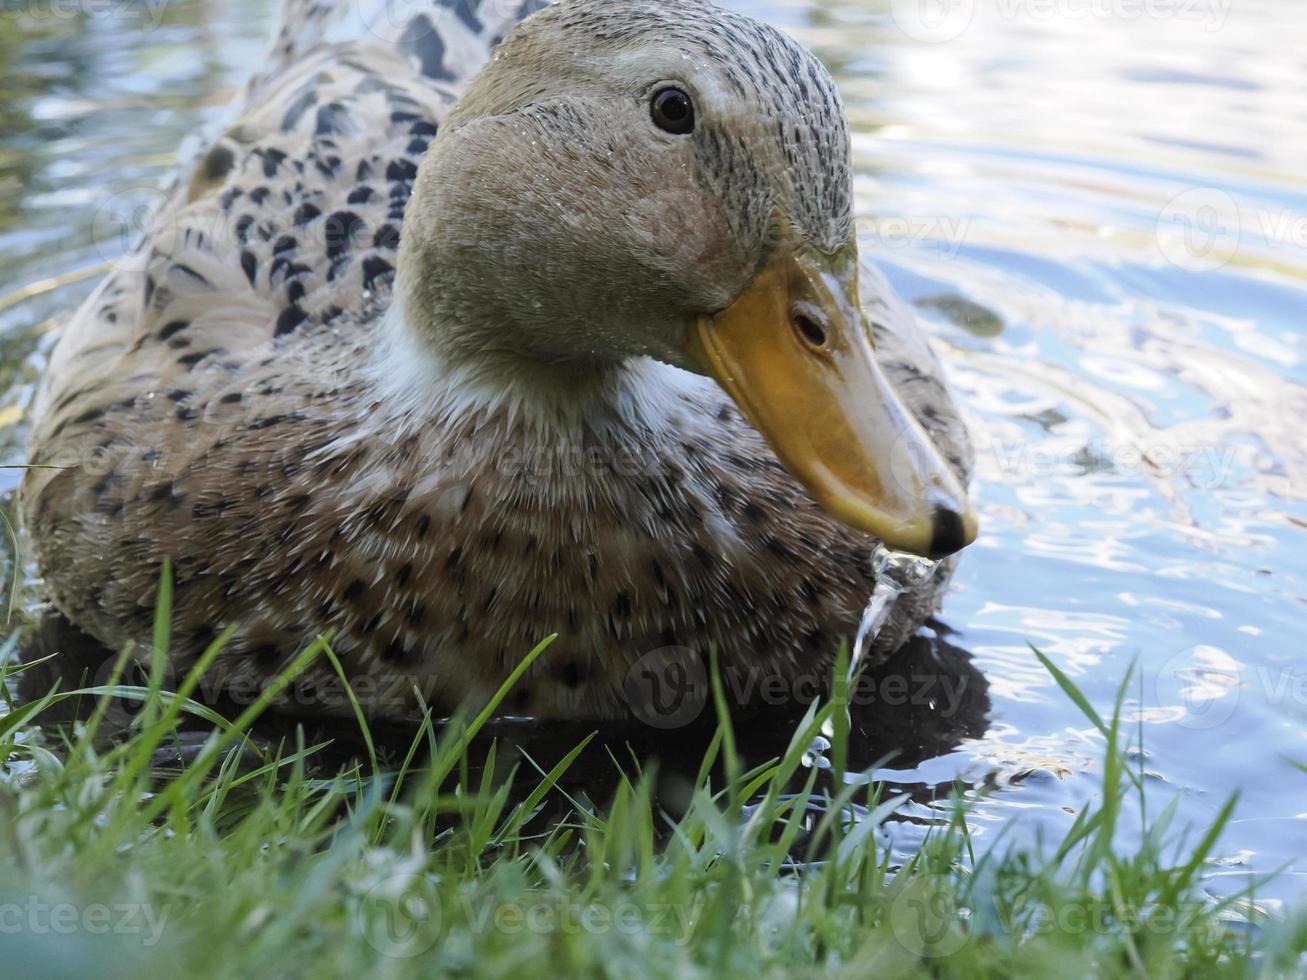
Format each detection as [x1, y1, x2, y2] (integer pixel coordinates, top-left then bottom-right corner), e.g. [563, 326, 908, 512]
[20, 0, 973, 720]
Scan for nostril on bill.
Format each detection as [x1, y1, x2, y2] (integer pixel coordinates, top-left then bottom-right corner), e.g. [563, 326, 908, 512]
[791, 311, 827, 348]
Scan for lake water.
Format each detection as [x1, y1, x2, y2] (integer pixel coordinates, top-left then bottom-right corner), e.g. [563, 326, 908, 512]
[2, 0, 1306, 907]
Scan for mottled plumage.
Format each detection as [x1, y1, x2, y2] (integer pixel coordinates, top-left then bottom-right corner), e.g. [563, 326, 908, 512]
[21, 0, 972, 720]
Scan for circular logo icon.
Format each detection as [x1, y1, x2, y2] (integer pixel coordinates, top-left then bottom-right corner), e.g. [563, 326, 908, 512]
[90, 187, 171, 274]
[1156, 187, 1241, 272]
[889, 874, 968, 957]
[885, 423, 941, 505]
[1150, 644, 1241, 731]
[89, 652, 180, 733]
[645, 185, 716, 267]
[890, 0, 976, 43]
[622, 646, 708, 729]
[357, 875, 442, 959]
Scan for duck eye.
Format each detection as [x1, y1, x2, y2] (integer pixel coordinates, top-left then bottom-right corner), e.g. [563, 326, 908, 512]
[651, 87, 695, 135]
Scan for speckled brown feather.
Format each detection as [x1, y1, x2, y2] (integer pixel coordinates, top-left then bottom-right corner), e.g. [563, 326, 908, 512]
[21, 0, 972, 721]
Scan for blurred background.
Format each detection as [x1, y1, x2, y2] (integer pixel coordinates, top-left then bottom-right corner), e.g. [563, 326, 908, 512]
[1, 0, 1306, 905]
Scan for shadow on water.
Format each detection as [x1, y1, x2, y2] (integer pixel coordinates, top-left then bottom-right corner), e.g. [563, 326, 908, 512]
[17, 611, 990, 829]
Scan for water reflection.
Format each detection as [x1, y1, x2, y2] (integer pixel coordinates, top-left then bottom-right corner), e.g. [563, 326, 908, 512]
[19, 613, 991, 832]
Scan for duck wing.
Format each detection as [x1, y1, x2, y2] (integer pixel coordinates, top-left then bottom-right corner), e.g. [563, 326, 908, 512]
[26, 1, 549, 477]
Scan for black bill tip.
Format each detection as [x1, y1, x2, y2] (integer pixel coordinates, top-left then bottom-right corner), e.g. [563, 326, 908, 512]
[928, 507, 969, 560]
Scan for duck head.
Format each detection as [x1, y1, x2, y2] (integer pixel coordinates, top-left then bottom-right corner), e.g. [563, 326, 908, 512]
[395, 0, 977, 559]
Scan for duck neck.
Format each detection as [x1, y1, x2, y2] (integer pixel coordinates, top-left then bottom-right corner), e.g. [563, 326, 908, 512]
[370, 290, 655, 439]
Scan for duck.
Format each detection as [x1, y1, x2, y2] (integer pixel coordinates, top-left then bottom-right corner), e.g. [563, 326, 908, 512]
[19, 0, 978, 722]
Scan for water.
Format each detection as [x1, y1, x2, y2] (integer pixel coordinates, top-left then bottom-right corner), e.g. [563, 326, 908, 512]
[2, 0, 1306, 904]
[816, 545, 935, 743]
[854, 546, 940, 665]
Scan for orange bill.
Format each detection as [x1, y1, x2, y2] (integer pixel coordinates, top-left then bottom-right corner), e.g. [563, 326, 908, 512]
[687, 231, 978, 559]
